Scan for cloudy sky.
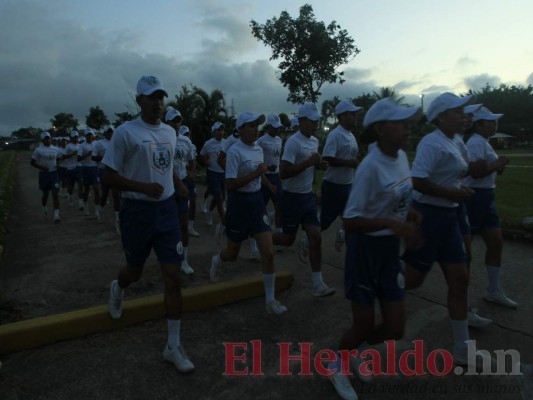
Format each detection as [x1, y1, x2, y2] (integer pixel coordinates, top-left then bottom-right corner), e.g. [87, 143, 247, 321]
[2, 0, 533, 134]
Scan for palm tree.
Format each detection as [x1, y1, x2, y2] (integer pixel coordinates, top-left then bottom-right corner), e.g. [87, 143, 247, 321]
[321, 96, 340, 128]
[372, 87, 405, 104]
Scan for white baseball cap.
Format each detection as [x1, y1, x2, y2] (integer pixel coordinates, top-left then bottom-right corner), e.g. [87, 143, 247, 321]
[211, 121, 225, 132]
[136, 75, 168, 97]
[85, 128, 94, 136]
[426, 92, 474, 123]
[70, 131, 79, 138]
[472, 106, 503, 122]
[165, 107, 182, 122]
[40, 131, 51, 140]
[236, 112, 266, 129]
[464, 104, 482, 115]
[335, 100, 363, 115]
[266, 114, 283, 128]
[179, 126, 190, 136]
[363, 98, 421, 129]
[102, 125, 114, 133]
[298, 103, 321, 121]
[290, 116, 299, 128]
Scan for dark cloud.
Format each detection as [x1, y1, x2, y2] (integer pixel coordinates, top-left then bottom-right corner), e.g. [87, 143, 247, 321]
[463, 73, 501, 91]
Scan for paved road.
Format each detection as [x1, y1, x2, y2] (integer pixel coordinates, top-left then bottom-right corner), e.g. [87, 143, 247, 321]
[1, 152, 532, 400]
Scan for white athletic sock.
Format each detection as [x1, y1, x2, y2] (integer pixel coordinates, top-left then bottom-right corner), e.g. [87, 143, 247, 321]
[53, 209, 59, 218]
[167, 319, 181, 349]
[312, 271, 323, 287]
[113, 281, 123, 298]
[249, 238, 258, 252]
[188, 220, 194, 229]
[183, 246, 188, 262]
[486, 265, 501, 293]
[115, 211, 119, 222]
[262, 273, 275, 303]
[451, 319, 469, 351]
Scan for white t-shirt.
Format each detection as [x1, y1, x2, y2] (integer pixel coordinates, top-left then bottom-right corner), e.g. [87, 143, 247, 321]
[411, 129, 468, 207]
[200, 138, 225, 173]
[78, 142, 97, 167]
[222, 134, 239, 154]
[281, 131, 318, 194]
[57, 146, 67, 168]
[31, 145, 60, 172]
[102, 118, 176, 202]
[343, 144, 412, 236]
[93, 139, 111, 169]
[225, 140, 264, 193]
[63, 143, 80, 170]
[322, 125, 358, 185]
[463, 133, 499, 189]
[174, 134, 195, 180]
[257, 134, 282, 175]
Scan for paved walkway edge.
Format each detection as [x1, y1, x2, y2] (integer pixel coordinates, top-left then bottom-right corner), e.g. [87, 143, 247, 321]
[0, 271, 293, 354]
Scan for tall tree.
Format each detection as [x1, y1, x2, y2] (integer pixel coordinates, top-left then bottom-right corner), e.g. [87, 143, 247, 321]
[113, 112, 136, 128]
[251, 4, 359, 104]
[372, 87, 405, 104]
[10, 127, 40, 140]
[86, 106, 110, 131]
[50, 113, 78, 136]
[321, 96, 340, 128]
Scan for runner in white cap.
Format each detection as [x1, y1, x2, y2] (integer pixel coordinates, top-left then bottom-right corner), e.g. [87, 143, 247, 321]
[30, 131, 61, 222]
[165, 107, 195, 275]
[320, 100, 363, 253]
[200, 122, 226, 227]
[63, 131, 84, 209]
[103, 75, 194, 374]
[78, 128, 101, 219]
[272, 102, 335, 297]
[402, 92, 494, 369]
[327, 98, 422, 400]
[209, 111, 287, 315]
[179, 125, 200, 238]
[464, 106, 517, 309]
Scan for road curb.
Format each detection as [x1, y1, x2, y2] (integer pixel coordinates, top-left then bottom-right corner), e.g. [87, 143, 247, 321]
[0, 270, 293, 355]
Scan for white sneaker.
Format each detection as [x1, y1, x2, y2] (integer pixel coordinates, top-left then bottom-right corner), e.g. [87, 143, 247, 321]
[181, 260, 195, 275]
[298, 235, 309, 263]
[201, 198, 208, 214]
[188, 226, 200, 237]
[210, 254, 221, 282]
[53, 211, 61, 224]
[467, 308, 492, 328]
[351, 352, 373, 383]
[328, 366, 357, 400]
[108, 280, 123, 319]
[96, 208, 102, 222]
[312, 281, 335, 297]
[334, 229, 345, 252]
[214, 223, 225, 244]
[484, 289, 518, 309]
[78, 199, 84, 211]
[266, 300, 287, 316]
[163, 345, 195, 373]
[206, 211, 213, 226]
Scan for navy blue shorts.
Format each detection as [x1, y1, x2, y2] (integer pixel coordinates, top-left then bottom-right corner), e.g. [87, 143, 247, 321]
[456, 202, 471, 236]
[402, 201, 467, 272]
[58, 167, 67, 183]
[185, 177, 197, 200]
[206, 170, 225, 197]
[66, 167, 82, 184]
[465, 188, 500, 234]
[320, 180, 351, 230]
[261, 173, 282, 205]
[280, 191, 319, 234]
[345, 233, 405, 306]
[119, 197, 184, 266]
[226, 191, 271, 242]
[39, 171, 60, 192]
[82, 166, 99, 185]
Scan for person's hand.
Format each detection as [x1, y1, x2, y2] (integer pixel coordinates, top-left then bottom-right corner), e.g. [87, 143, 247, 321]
[255, 163, 268, 175]
[447, 187, 474, 203]
[269, 184, 277, 194]
[469, 159, 487, 178]
[42, 166, 49, 172]
[144, 183, 164, 199]
[267, 164, 277, 172]
[177, 182, 189, 198]
[308, 152, 321, 167]
[318, 159, 329, 170]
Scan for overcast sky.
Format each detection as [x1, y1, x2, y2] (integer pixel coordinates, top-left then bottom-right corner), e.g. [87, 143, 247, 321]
[1, 0, 533, 134]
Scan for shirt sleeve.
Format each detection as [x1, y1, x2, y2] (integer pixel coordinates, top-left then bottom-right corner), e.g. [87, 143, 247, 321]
[281, 138, 297, 164]
[225, 148, 239, 179]
[343, 160, 376, 219]
[466, 139, 486, 162]
[322, 133, 337, 158]
[102, 130, 126, 172]
[411, 141, 439, 179]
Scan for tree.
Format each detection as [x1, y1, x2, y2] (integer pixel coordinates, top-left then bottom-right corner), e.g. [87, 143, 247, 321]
[50, 113, 78, 135]
[372, 87, 405, 104]
[10, 127, 40, 140]
[86, 106, 110, 131]
[113, 112, 136, 128]
[278, 112, 290, 128]
[321, 96, 340, 128]
[251, 4, 359, 104]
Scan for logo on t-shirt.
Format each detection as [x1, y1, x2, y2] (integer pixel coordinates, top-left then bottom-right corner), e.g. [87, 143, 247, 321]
[150, 143, 172, 175]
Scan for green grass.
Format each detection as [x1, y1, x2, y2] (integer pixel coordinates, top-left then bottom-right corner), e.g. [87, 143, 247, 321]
[313, 148, 533, 229]
[0, 151, 17, 244]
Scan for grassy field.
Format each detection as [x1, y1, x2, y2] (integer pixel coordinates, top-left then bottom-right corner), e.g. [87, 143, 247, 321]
[314, 148, 533, 229]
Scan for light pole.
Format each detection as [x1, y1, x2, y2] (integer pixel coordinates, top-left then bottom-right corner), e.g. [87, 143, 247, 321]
[419, 94, 424, 112]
